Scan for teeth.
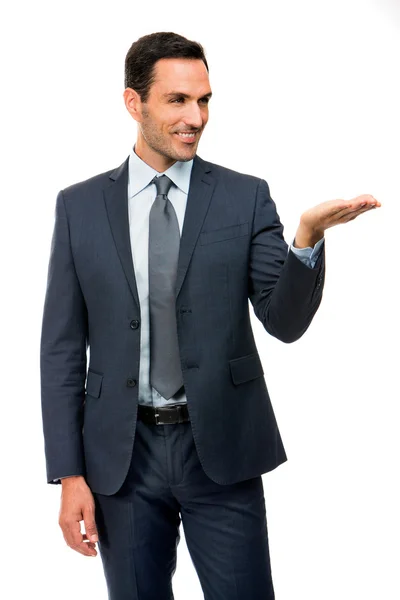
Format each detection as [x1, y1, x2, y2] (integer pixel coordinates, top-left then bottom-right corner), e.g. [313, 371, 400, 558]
[177, 132, 196, 137]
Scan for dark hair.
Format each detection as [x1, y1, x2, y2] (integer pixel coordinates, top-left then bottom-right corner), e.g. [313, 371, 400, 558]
[124, 32, 209, 103]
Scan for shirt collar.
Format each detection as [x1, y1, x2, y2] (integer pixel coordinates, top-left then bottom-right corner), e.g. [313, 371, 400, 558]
[127, 144, 194, 199]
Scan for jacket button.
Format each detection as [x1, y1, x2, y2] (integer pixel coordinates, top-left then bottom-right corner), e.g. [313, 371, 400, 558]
[130, 319, 140, 329]
[127, 378, 137, 387]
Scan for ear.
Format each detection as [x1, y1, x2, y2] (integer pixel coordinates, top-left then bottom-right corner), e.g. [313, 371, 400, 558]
[123, 88, 142, 123]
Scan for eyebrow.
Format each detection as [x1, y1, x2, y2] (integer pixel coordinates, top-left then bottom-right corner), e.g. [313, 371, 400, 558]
[163, 91, 213, 99]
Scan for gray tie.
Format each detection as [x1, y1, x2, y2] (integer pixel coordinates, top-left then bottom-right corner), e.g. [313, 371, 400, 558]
[148, 175, 184, 400]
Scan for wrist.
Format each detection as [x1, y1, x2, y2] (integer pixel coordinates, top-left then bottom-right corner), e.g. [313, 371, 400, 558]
[61, 475, 85, 486]
[294, 222, 324, 249]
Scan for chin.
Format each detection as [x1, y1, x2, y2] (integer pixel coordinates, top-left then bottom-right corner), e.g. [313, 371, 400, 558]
[180, 152, 196, 162]
[171, 147, 196, 161]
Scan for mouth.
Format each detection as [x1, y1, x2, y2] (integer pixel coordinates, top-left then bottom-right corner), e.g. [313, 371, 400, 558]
[174, 131, 198, 144]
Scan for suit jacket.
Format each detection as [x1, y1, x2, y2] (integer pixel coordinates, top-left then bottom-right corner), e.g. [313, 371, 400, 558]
[40, 153, 325, 495]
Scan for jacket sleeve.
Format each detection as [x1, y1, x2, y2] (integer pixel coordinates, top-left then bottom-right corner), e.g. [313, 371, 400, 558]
[248, 178, 325, 343]
[40, 190, 88, 484]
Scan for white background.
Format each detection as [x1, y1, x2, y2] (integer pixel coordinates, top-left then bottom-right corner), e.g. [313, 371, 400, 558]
[1, 0, 399, 598]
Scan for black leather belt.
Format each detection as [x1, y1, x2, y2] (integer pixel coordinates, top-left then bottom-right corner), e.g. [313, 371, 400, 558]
[137, 403, 190, 425]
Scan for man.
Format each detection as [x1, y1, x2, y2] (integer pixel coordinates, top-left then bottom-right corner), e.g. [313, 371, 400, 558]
[40, 31, 380, 600]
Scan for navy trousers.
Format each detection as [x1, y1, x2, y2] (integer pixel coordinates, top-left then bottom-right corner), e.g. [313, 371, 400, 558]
[93, 416, 275, 599]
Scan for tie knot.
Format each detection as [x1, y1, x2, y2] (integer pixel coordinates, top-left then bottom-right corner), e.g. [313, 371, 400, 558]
[153, 174, 173, 198]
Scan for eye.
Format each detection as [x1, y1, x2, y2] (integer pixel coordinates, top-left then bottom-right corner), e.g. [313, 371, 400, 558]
[170, 97, 210, 104]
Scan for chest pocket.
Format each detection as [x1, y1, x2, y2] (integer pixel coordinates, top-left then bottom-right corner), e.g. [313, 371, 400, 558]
[200, 222, 249, 245]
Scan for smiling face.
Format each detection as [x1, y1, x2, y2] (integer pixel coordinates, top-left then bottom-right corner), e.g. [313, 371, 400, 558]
[123, 58, 212, 172]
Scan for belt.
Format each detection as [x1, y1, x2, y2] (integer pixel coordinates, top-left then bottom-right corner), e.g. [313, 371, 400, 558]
[137, 403, 190, 425]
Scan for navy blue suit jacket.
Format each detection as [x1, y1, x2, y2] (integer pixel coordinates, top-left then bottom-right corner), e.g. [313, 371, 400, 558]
[40, 154, 325, 495]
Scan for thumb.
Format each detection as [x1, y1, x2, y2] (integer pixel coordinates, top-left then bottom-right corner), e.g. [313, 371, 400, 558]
[83, 505, 98, 542]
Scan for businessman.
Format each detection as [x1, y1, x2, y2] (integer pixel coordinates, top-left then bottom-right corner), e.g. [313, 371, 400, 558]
[40, 31, 381, 600]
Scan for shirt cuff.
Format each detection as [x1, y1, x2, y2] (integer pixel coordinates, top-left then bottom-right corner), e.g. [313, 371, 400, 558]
[290, 236, 325, 269]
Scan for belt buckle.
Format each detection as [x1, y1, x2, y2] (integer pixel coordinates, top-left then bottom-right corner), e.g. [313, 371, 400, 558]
[154, 411, 163, 425]
[176, 405, 184, 424]
[154, 406, 185, 425]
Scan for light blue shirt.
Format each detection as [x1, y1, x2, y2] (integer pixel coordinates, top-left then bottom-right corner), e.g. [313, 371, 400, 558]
[127, 145, 324, 408]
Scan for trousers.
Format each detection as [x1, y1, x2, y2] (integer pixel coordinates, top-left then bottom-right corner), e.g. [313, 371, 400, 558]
[93, 415, 275, 600]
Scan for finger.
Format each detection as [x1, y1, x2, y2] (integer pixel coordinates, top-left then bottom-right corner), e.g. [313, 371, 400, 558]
[62, 519, 97, 557]
[70, 539, 98, 557]
[335, 198, 376, 217]
[327, 200, 350, 216]
[328, 201, 369, 219]
[335, 195, 380, 215]
[331, 205, 355, 219]
[336, 205, 376, 223]
[83, 505, 99, 543]
[347, 195, 381, 210]
[87, 542, 97, 551]
[70, 538, 98, 556]
[83, 534, 98, 549]
[352, 194, 381, 207]
[327, 205, 363, 222]
[74, 541, 98, 557]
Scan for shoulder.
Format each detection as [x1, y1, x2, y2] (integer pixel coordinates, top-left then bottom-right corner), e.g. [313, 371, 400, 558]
[58, 156, 129, 211]
[196, 155, 264, 194]
[61, 165, 122, 197]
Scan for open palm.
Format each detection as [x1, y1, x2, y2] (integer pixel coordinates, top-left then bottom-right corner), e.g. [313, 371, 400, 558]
[301, 194, 381, 235]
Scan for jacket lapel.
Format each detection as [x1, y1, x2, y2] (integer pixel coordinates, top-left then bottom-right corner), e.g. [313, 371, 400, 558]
[175, 155, 215, 299]
[103, 153, 216, 311]
[103, 156, 140, 309]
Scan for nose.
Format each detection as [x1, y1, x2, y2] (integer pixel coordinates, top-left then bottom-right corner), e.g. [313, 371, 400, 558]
[183, 102, 205, 130]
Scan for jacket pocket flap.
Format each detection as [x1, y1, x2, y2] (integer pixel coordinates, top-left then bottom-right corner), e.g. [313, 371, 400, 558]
[85, 370, 103, 398]
[200, 222, 249, 245]
[229, 353, 264, 385]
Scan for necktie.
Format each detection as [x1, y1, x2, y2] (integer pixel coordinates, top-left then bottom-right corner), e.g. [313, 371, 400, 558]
[148, 175, 184, 400]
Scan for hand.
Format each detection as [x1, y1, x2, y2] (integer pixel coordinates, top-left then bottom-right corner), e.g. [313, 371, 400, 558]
[295, 194, 381, 247]
[58, 476, 99, 557]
